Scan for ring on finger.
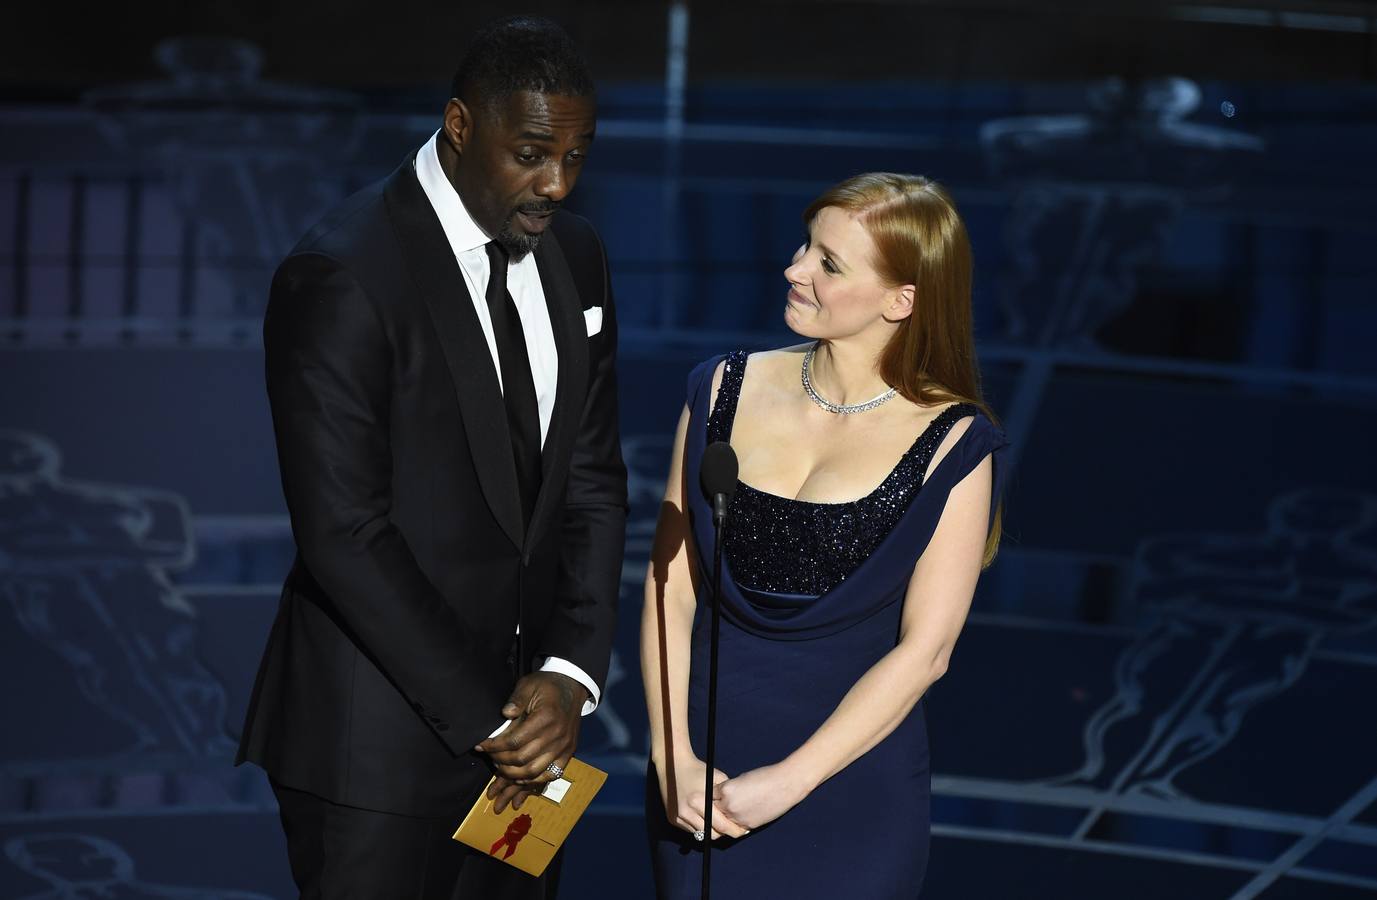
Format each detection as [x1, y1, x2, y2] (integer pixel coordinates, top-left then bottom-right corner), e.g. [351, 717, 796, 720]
[692, 830, 705, 842]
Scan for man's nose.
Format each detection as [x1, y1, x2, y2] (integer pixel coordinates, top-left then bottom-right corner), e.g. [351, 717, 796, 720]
[536, 163, 572, 202]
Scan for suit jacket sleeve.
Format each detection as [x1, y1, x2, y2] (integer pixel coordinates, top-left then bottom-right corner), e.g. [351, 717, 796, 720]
[264, 251, 507, 755]
[536, 229, 628, 692]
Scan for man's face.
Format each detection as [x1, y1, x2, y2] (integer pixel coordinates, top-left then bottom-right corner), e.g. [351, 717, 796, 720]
[450, 90, 596, 259]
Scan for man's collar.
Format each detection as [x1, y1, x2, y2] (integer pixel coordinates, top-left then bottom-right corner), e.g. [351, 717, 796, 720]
[414, 129, 490, 255]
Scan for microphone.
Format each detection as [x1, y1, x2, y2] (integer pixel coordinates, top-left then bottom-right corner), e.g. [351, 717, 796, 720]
[701, 441, 738, 527]
[698, 441, 737, 899]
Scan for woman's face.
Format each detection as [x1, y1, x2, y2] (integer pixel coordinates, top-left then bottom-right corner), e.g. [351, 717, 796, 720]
[782, 206, 907, 341]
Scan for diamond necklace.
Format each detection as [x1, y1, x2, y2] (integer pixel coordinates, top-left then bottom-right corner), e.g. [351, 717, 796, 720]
[801, 342, 898, 415]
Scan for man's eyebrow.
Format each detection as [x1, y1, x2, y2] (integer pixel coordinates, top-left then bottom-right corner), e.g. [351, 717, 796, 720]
[513, 127, 596, 142]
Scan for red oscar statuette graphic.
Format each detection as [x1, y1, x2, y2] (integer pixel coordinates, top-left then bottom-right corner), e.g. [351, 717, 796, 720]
[489, 813, 534, 860]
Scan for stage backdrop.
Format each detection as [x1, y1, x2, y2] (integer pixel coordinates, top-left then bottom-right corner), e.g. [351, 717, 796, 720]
[3, 48, 1376, 899]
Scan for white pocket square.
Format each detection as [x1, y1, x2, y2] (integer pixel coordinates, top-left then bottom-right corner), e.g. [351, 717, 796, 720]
[583, 306, 603, 337]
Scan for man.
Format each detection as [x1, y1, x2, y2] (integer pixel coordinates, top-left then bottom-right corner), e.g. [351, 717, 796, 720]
[236, 16, 627, 899]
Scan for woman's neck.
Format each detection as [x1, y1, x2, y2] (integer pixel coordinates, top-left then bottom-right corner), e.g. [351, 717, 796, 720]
[808, 339, 891, 405]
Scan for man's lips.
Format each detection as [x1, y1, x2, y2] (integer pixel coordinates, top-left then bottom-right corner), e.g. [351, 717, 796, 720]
[516, 209, 555, 233]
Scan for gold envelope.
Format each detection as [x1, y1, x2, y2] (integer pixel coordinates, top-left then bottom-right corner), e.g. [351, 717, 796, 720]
[451, 758, 608, 877]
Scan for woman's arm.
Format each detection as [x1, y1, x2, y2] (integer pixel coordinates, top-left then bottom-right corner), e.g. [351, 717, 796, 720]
[641, 378, 749, 840]
[714, 427, 993, 829]
[642, 404, 698, 776]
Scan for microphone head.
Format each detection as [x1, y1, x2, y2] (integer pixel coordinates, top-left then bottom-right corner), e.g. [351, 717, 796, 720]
[701, 441, 739, 498]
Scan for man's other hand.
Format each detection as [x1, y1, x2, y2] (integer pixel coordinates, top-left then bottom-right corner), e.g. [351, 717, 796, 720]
[475, 671, 587, 785]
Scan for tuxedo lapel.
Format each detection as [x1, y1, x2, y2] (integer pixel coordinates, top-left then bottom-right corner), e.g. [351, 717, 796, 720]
[383, 158, 525, 551]
[527, 225, 589, 549]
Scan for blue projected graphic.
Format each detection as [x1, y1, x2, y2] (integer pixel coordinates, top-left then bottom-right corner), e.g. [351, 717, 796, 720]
[5, 833, 274, 900]
[2, 431, 233, 759]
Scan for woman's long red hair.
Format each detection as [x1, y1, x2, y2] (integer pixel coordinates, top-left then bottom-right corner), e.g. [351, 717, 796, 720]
[805, 173, 1003, 565]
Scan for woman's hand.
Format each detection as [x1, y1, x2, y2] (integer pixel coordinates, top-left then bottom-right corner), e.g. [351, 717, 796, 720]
[656, 753, 750, 840]
[712, 762, 812, 830]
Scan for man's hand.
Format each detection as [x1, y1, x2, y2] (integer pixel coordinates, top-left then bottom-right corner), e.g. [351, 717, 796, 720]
[475, 671, 587, 793]
[486, 775, 543, 815]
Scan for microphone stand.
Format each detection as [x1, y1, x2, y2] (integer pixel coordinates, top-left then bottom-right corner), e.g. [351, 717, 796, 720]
[702, 489, 727, 900]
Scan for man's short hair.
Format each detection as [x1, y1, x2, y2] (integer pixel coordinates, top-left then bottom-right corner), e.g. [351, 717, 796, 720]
[450, 16, 594, 115]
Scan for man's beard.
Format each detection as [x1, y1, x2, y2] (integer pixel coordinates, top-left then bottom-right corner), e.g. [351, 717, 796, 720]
[495, 201, 561, 261]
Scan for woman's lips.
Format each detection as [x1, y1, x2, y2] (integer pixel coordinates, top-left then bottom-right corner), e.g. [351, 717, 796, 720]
[787, 287, 813, 307]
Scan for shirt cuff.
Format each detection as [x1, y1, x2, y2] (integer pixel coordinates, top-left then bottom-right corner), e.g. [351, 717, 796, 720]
[537, 656, 600, 716]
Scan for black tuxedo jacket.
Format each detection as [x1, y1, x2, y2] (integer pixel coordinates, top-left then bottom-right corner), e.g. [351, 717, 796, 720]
[236, 156, 627, 817]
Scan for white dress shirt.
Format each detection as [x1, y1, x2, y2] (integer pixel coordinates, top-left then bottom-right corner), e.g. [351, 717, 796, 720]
[414, 131, 600, 731]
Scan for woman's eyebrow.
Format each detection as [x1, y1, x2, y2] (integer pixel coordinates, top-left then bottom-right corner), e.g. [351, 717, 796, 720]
[817, 242, 847, 269]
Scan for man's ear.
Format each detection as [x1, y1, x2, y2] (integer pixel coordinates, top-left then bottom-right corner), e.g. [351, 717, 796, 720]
[442, 98, 474, 154]
[886, 284, 916, 322]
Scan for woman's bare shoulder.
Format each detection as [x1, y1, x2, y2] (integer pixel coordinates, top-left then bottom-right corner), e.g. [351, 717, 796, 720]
[746, 342, 811, 362]
[744, 343, 810, 382]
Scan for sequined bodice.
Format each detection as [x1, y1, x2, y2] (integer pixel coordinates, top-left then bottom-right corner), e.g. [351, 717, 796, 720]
[709, 350, 977, 596]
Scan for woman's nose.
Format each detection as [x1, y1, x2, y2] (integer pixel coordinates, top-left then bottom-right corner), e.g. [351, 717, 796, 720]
[784, 244, 811, 284]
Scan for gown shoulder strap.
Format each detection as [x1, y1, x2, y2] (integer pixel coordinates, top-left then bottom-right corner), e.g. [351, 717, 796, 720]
[706, 349, 749, 444]
[911, 402, 982, 485]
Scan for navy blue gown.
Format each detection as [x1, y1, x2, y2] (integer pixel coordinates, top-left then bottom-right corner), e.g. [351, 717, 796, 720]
[647, 351, 1009, 899]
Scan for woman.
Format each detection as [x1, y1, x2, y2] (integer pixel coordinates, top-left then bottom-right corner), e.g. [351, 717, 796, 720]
[641, 172, 1007, 898]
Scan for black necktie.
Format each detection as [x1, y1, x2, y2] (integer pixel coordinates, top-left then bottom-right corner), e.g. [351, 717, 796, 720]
[484, 241, 542, 529]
